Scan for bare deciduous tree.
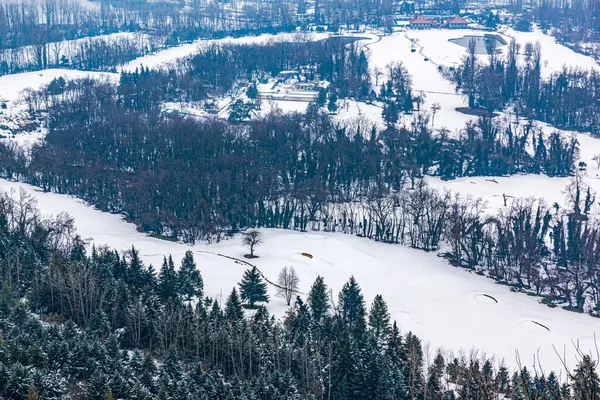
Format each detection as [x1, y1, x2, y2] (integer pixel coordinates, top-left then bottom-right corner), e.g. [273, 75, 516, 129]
[242, 230, 263, 258]
[276, 266, 299, 305]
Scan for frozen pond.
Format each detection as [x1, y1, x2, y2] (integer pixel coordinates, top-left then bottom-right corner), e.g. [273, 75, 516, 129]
[449, 34, 508, 54]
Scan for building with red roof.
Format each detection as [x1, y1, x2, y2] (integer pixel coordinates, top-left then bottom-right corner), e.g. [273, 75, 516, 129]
[446, 16, 470, 28]
[409, 16, 436, 29]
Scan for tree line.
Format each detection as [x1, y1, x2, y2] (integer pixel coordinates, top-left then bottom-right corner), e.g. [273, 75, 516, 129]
[0, 187, 599, 399]
[451, 37, 600, 133]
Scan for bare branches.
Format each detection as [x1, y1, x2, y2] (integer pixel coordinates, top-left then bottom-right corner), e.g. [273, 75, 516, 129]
[276, 266, 300, 306]
[242, 230, 263, 258]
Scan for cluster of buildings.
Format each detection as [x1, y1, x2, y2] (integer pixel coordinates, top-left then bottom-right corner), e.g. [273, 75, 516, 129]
[257, 69, 330, 103]
[406, 15, 472, 29]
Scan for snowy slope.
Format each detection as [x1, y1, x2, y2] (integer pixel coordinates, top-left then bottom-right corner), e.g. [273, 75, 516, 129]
[503, 27, 600, 78]
[0, 68, 116, 103]
[0, 178, 598, 374]
[363, 31, 473, 132]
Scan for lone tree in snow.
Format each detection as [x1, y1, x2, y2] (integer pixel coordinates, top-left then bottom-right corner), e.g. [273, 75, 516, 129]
[430, 102, 441, 126]
[276, 266, 300, 306]
[242, 230, 263, 258]
[239, 266, 269, 308]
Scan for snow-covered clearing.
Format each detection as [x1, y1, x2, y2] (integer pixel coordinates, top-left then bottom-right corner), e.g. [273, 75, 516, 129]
[0, 68, 116, 104]
[503, 27, 600, 77]
[359, 26, 600, 132]
[405, 29, 510, 67]
[363, 31, 473, 132]
[0, 178, 598, 375]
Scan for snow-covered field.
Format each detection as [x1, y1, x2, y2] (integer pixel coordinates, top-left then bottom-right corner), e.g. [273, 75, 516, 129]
[0, 178, 598, 375]
[363, 30, 472, 132]
[504, 27, 600, 77]
[0, 69, 116, 104]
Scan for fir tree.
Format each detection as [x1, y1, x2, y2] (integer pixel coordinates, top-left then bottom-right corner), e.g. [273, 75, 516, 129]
[85, 370, 108, 400]
[308, 276, 329, 323]
[178, 251, 204, 302]
[338, 276, 366, 335]
[368, 294, 391, 345]
[225, 288, 244, 324]
[571, 355, 600, 400]
[239, 267, 269, 308]
[328, 92, 338, 113]
[158, 256, 178, 301]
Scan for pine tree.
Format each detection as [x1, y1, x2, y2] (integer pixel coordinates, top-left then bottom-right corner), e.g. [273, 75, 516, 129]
[158, 256, 178, 301]
[571, 355, 600, 400]
[338, 276, 366, 335]
[239, 267, 269, 308]
[425, 366, 443, 400]
[140, 352, 157, 393]
[368, 294, 391, 345]
[404, 332, 425, 400]
[178, 251, 204, 302]
[225, 288, 244, 324]
[308, 276, 329, 323]
[85, 370, 108, 400]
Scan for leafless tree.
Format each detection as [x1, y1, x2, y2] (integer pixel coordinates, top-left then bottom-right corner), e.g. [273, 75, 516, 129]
[242, 229, 263, 258]
[430, 102, 441, 126]
[276, 266, 300, 305]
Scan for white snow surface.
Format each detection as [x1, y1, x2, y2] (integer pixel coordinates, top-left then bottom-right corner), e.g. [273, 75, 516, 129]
[0, 68, 116, 103]
[503, 27, 600, 77]
[363, 31, 472, 132]
[0, 178, 598, 375]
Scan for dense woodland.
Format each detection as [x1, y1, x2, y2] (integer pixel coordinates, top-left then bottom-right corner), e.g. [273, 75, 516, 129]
[0, 188, 599, 399]
[535, 0, 600, 48]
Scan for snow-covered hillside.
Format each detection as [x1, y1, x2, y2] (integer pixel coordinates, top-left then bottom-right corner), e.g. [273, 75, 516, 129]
[0, 178, 598, 374]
